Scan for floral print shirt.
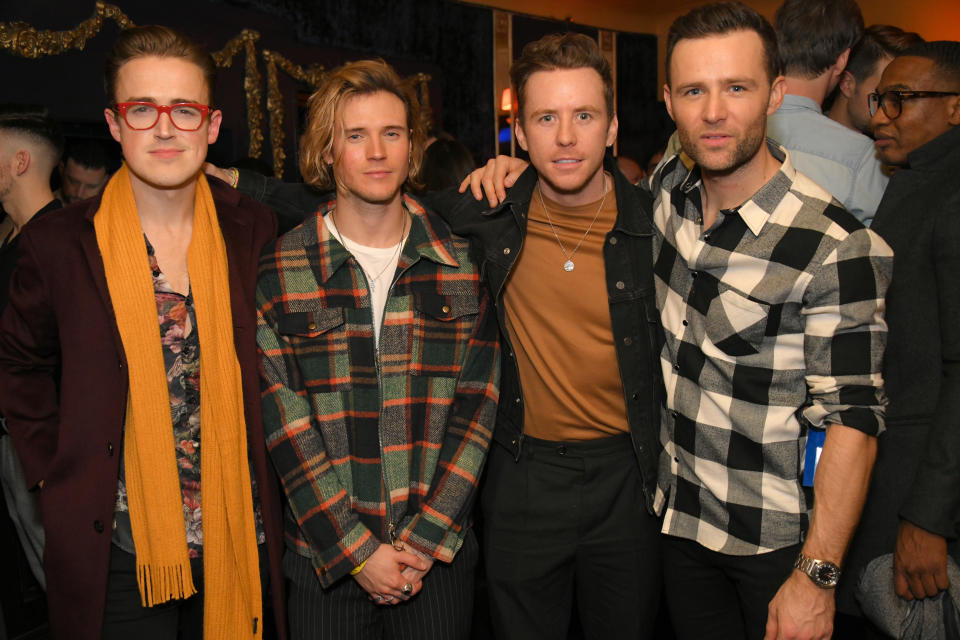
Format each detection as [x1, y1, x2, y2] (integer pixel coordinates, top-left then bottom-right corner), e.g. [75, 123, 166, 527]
[112, 239, 265, 557]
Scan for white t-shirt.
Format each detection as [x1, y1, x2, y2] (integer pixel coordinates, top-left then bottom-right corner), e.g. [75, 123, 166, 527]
[323, 214, 403, 345]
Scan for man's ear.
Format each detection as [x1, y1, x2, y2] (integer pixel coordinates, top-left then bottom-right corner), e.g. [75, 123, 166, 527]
[948, 94, 960, 126]
[14, 149, 31, 177]
[767, 76, 787, 115]
[838, 71, 857, 99]
[663, 84, 675, 122]
[829, 49, 851, 90]
[207, 109, 223, 145]
[515, 117, 528, 152]
[105, 108, 122, 144]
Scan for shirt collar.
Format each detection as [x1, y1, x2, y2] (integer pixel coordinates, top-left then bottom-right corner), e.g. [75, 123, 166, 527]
[778, 93, 823, 115]
[314, 192, 460, 285]
[674, 139, 797, 237]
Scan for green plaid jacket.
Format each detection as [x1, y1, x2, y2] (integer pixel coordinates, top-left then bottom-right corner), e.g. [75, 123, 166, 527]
[256, 193, 500, 587]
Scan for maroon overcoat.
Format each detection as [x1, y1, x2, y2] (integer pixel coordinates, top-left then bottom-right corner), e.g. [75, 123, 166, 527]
[0, 178, 286, 640]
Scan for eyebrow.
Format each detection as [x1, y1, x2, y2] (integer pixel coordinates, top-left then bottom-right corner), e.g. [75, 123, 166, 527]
[121, 97, 204, 104]
[878, 84, 913, 92]
[343, 124, 406, 133]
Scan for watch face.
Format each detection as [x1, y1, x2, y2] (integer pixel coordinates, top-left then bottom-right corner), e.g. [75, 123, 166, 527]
[816, 563, 840, 586]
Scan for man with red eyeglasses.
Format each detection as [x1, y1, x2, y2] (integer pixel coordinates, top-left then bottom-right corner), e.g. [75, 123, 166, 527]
[0, 25, 285, 640]
[841, 40, 960, 636]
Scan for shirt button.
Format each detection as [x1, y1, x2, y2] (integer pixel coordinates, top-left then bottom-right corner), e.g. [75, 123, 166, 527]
[503, 247, 511, 255]
[107, 442, 114, 456]
[441, 305, 451, 314]
[609, 237, 618, 245]
[673, 363, 680, 371]
[623, 337, 633, 346]
[515, 397, 520, 404]
[632, 392, 640, 400]
[682, 320, 688, 326]
[691, 271, 698, 279]
[615, 281, 625, 290]
[93, 520, 104, 533]
[704, 234, 711, 241]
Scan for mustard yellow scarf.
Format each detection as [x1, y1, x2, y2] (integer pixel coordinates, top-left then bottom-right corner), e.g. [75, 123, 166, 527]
[94, 165, 262, 638]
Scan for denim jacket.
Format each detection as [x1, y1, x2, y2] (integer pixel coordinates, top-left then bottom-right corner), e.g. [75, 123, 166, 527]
[428, 154, 664, 512]
[237, 157, 664, 512]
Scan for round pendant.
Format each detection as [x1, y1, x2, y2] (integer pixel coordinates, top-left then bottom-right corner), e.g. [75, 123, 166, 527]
[563, 260, 575, 272]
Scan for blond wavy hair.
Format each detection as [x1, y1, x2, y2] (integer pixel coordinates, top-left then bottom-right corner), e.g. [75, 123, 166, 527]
[299, 59, 426, 192]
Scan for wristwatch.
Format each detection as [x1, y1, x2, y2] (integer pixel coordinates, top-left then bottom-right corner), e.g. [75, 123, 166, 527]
[794, 552, 841, 589]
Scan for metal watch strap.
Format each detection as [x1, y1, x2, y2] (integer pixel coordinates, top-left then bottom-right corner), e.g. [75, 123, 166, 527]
[794, 552, 841, 589]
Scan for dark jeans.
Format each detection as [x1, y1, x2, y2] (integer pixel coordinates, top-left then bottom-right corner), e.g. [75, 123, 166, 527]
[481, 434, 662, 640]
[662, 535, 801, 640]
[285, 529, 478, 640]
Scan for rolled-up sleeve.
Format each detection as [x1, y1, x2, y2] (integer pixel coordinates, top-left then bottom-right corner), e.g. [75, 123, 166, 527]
[801, 226, 893, 436]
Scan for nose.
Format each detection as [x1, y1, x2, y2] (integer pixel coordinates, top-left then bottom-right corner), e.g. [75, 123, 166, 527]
[154, 110, 175, 138]
[703, 92, 726, 123]
[556, 116, 576, 147]
[869, 104, 891, 130]
[368, 135, 387, 159]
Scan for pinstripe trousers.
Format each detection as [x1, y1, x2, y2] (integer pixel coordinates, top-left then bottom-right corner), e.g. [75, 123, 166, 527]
[285, 529, 478, 640]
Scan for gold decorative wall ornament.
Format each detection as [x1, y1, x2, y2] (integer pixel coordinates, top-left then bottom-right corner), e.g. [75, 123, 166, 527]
[262, 49, 327, 178]
[212, 29, 264, 161]
[0, 2, 134, 59]
[3, 4, 436, 179]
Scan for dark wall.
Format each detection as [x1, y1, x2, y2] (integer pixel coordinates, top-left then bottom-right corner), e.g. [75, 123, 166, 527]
[2, 1, 660, 177]
[2, 0, 493, 177]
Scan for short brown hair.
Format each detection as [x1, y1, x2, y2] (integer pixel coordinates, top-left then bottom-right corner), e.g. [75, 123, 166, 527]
[104, 25, 216, 105]
[510, 33, 614, 121]
[299, 59, 426, 192]
[666, 2, 781, 85]
[846, 25, 924, 82]
[774, 0, 864, 79]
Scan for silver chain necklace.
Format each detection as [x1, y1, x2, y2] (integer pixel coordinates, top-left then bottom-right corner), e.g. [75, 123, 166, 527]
[536, 177, 609, 272]
[329, 209, 408, 293]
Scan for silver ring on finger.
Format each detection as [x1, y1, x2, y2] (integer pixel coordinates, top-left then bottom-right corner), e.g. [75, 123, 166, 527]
[402, 582, 413, 596]
[375, 595, 383, 602]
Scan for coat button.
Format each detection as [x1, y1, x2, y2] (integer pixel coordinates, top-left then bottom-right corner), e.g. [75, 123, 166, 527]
[93, 520, 104, 533]
[307, 321, 317, 331]
[609, 237, 618, 245]
[623, 337, 632, 346]
[615, 281, 625, 290]
[503, 247, 511, 255]
[441, 305, 451, 314]
[107, 442, 114, 456]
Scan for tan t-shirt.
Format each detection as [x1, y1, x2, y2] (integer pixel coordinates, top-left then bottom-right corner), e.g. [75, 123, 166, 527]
[503, 178, 629, 441]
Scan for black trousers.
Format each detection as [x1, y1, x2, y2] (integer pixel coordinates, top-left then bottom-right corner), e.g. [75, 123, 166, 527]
[101, 544, 204, 640]
[100, 543, 270, 640]
[662, 535, 801, 640]
[481, 434, 662, 640]
[285, 529, 478, 640]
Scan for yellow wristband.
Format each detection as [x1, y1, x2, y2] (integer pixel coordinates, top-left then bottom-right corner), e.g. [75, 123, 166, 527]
[350, 559, 368, 576]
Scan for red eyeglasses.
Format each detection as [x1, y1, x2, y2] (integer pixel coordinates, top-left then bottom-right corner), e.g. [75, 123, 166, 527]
[113, 102, 211, 131]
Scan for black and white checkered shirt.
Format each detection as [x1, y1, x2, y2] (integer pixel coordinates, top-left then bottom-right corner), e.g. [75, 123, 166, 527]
[651, 143, 893, 555]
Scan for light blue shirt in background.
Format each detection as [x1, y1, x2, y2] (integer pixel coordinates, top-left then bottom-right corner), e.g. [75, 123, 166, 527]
[767, 94, 887, 226]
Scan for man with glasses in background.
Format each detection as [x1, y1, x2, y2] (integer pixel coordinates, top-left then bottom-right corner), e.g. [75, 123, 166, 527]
[0, 25, 284, 640]
[841, 41, 960, 637]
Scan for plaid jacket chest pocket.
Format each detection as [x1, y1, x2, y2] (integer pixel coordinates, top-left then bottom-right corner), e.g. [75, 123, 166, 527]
[276, 306, 354, 392]
[704, 285, 770, 358]
[409, 292, 479, 378]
